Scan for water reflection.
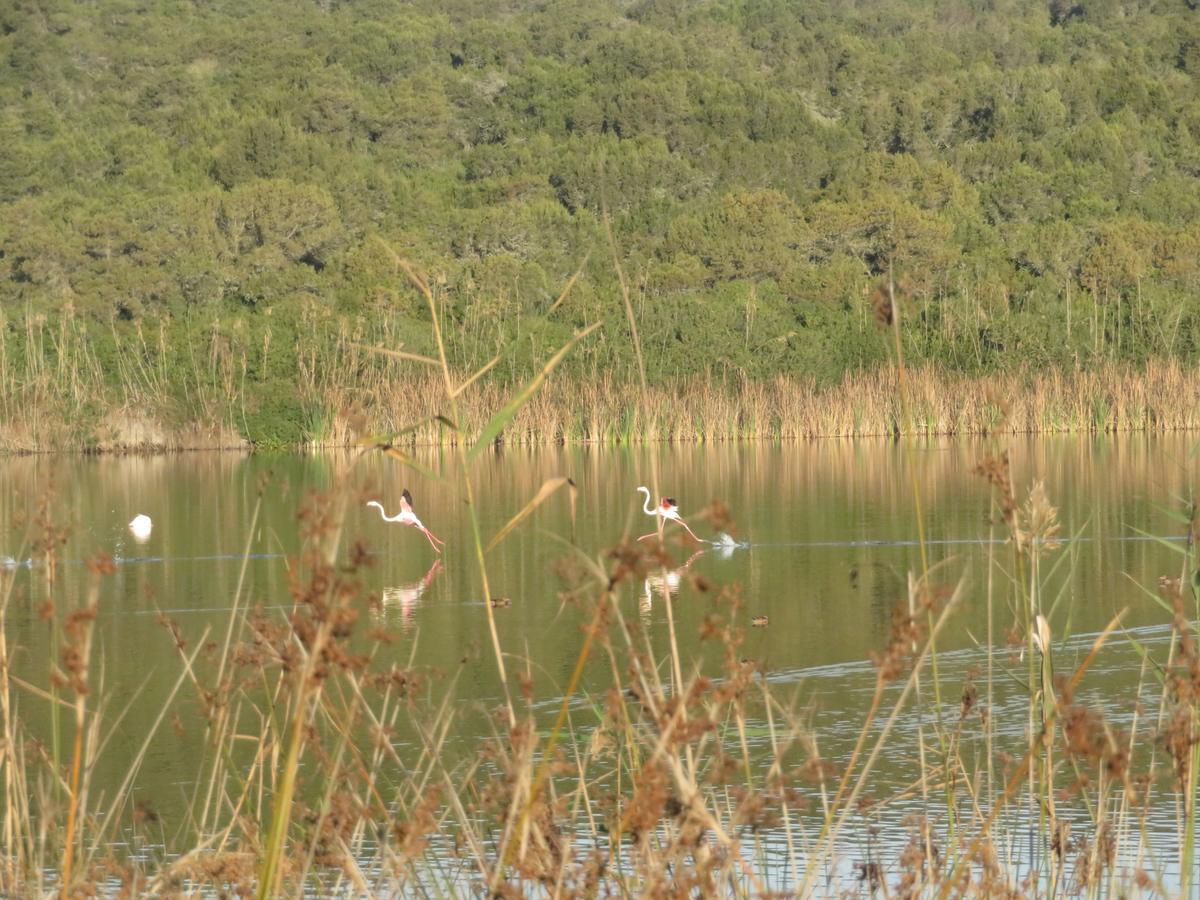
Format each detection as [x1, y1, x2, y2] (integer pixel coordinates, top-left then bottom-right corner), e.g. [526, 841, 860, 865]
[375, 560, 443, 631]
[642, 549, 705, 615]
[1, 434, 1199, 854]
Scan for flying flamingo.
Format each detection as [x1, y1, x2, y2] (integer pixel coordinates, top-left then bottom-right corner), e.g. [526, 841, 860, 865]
[636, 486, 703, 542]
[367, 489, 446, 553]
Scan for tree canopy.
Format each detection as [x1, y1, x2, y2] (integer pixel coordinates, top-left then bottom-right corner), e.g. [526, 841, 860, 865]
[3, 0, 1199, 440]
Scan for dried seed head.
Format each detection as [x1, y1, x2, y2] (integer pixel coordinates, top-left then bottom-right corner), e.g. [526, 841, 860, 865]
[1022, 481, 1062, 553]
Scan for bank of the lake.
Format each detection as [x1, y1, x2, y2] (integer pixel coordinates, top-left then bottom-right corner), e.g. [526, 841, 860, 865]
[4, 357, 1200, 454]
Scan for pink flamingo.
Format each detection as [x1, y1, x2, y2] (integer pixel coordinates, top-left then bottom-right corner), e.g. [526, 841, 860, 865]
[367, 489, 446, 553]
[636, 486, 702, 542]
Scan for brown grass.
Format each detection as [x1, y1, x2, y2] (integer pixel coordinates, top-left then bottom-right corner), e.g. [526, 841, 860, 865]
[314, 357, 1200, 450]
[4, 302, 1200, 451]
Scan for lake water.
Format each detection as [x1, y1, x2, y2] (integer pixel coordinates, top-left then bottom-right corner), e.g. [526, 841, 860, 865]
[1, 436, 1198, 889]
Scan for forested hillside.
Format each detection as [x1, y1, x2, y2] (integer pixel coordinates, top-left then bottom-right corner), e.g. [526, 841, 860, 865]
[2, 0, 1199, 445]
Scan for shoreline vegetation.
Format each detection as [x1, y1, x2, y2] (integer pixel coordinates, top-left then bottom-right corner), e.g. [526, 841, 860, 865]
[3, 354, 1200, 453]
[5, 382, 1200, 895]
[4, 255, 1200, 894]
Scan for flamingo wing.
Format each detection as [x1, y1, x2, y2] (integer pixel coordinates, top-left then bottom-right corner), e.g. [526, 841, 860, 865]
[400, 489, 415, 515]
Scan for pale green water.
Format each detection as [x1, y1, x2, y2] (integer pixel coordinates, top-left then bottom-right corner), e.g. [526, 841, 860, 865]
[1, 436, 1197, 885]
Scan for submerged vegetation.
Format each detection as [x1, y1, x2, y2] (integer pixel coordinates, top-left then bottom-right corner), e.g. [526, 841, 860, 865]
[3, 0, 1200, 447]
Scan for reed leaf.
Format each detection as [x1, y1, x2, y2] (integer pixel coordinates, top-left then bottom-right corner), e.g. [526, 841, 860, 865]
[360, 414, 460, 447]
[485, 477, 577, 553]
[467, 322, 601, 459]
[363, 413, 458, 482]
[1130, 526, 1189, 557]
[376, 445, 440, 482]
[1122, 570, 1179, 616]
[451, 354, 502, 399]
[1122, 628, 1168, 685]
[350, 342, 440, 367]
[1066, 609, 1125, 695]
[547, 250, 591, 314]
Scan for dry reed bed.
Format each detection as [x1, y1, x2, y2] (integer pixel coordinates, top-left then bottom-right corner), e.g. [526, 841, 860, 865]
[4, 297, 1199, 452]
[348, 358, 1200, 448]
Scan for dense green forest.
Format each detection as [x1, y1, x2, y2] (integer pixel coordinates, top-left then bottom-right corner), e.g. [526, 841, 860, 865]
[2, 0, 1199, 445]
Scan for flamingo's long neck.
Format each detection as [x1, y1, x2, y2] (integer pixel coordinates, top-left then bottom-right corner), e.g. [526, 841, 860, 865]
[369, 501, 402, 522]
[638, 487, 656, 515]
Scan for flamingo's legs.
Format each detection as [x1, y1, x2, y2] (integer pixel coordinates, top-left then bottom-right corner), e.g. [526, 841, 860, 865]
[675, 517, 703, 542]
[638, 518, 701, 543]
[416, 525, 444, 553]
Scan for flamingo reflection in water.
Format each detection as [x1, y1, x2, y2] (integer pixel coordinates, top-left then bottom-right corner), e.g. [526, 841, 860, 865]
[641, 549, 706, 616]
[375, 560, 443, 630]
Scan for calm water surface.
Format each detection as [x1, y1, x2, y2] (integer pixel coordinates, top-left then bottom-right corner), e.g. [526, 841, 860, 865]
[1, 436, 1197, 886]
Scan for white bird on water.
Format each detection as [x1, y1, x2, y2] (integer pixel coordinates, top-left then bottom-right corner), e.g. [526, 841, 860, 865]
[367, 489, 446, 553]
[128, 514, 153, 543]
[635, 486, 703, 542]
